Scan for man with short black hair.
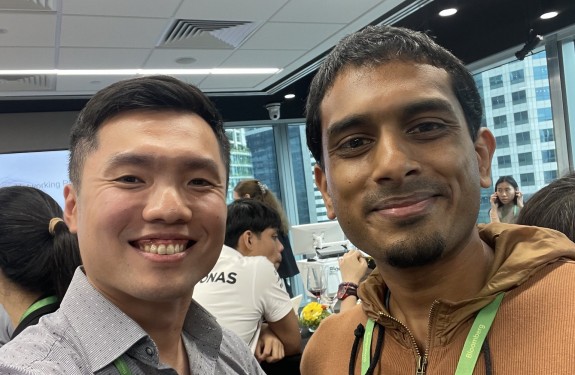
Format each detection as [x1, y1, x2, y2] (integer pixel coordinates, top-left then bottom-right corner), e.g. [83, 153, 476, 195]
[194, 198, 301, 364]
[0, 75, 263, 375]
[301, 25, 575, 374]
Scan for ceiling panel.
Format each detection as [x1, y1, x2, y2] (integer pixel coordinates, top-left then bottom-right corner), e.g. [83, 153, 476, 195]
[174, 0, 289, 21]
[60, 15, 169, 48]
[62, 0, 181, 18]
[58, 48, 151, 69]
[271, 0, 383, 23]
[222, 49, 305, 68]
[240, 22, 345, 50]
[0, 13, 56, 47]
[145, 49, 232, 69]
[200, 74, 271, 90]
[0, 47, 55, 69]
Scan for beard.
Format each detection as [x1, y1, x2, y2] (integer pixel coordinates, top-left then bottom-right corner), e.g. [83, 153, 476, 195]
[384, 232, 445, 268]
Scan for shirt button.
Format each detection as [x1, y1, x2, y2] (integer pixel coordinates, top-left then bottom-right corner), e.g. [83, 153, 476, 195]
[145, 347, 154, 356]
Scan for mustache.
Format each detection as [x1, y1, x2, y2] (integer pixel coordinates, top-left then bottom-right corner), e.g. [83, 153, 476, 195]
[361, 179, 450, 210]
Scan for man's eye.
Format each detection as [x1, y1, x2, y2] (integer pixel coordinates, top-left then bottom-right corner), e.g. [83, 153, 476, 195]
[116, 175, 142, 183]
[409, 122, 445, 134]
[189, 179, 211, 186]
[341, 137, 371, 149]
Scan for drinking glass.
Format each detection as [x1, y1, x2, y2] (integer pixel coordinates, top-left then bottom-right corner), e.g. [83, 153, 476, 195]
[306, 267, 326, 303]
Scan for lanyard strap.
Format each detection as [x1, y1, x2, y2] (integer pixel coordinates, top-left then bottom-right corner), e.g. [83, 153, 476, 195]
[114, 357, 131, 375]
[360, 293, 504, 375]
[360, 319, 376, 374]
[455, 293, 504, 375]
[19, 295, 58, 323]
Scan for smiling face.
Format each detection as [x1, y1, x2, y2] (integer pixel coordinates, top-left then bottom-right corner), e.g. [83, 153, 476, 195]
[314, 62, 494, 268]
[64, 110, 228, 308]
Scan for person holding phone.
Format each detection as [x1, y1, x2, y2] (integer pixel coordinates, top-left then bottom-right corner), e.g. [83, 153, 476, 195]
[489, 175, 524, 223]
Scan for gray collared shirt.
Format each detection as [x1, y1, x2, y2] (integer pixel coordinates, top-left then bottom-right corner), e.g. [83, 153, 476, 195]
[0, 268, 264, 375]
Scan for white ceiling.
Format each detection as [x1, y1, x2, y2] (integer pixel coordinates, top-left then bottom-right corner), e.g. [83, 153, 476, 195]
[0, 0, 415, 98]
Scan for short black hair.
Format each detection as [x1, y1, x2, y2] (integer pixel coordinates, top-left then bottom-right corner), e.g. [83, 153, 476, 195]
[225, 198, 282, 250]
[517, 172, 575, 242]
[0, 186, 82, 300]
[68, 75, 230, 189]
[306, 25, 482, 167]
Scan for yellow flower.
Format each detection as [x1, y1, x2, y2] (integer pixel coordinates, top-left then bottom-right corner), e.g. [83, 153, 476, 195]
[299, 302, 331, 330]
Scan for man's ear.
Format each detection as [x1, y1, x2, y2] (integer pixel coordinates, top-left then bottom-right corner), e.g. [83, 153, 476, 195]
[314, 164, 337, 220]
[63, 184, 79, 234]
[475, 128, 496, 189]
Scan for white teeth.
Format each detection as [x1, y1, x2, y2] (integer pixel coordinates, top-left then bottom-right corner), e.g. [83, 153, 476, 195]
[138, 242, 186, 254]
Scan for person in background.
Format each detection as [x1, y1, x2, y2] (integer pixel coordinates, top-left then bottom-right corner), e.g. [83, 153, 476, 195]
[0, 76, 263, 375]
[233, 179, 300, 296]
[517, 171, 575, 241]
[489, 175, 523, 223]
[0, 186, 81, 341]
[194, 199, 301, 364]
[301, 24, 575, 374]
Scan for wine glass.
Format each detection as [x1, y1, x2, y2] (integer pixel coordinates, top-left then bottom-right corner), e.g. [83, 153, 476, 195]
[323, 267, 341, 310]
[306, 268, 326, 303]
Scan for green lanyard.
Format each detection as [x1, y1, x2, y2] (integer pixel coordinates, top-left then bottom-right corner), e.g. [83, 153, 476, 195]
[19, 296, 58, 323]
[360, 293, 504, 375]
[114, 357, 131, 375]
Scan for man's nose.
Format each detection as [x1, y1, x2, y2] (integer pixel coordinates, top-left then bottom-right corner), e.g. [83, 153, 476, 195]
[142, 185, 193, 224]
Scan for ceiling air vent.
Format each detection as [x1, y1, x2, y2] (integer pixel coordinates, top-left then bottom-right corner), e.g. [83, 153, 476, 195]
[0, 75, 55, 91]
[160, 19, 260, 49]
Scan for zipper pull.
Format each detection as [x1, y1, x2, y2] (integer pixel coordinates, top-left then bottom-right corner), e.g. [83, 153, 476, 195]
[416, 355, 427, 375]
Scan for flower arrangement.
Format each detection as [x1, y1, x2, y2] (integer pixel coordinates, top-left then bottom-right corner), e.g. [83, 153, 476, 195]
[299, 301, 331, 331]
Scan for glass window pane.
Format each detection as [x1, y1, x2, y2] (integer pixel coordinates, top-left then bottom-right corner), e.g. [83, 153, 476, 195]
[515, 131, 531, 146]
[517, 152, 533, 166]
[489, 75, 503, 89]
[226, 126, 280, 203]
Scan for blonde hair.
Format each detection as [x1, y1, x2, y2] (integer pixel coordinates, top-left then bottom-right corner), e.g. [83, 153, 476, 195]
[234, 179, 290, 234]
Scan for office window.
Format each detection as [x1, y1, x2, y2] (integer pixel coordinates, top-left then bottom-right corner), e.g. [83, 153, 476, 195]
[532, 50, 546, 60]
[540, 128, 554, 142]
[491, 95, 505, 109]
[520, 173, 535, 186]
[509, 69, 524, 84]
[544, 170, 557, 184]
[537, 107, 552, 122]
[495, 135, 509, 148]
[535, 87, 550, 101]
[512, 90, 527, 105]
[517, 152, 533, 166]
[489, 75, 503, 89]
[225, 127, 280, 204]
[541, 150, 556, 163]
[513, 111, 529, 125]
[497, 155, 512, 168]
[533, 66, 548, 80]
[492, 115, 507, 129]
[516, 131, 531, 146]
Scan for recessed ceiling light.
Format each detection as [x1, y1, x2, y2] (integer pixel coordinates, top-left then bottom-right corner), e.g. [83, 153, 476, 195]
[540, 11, 558, 20]
[284, 93, 295, 99]
[439, 8, 457, 17]
[175, 57, 197, 65]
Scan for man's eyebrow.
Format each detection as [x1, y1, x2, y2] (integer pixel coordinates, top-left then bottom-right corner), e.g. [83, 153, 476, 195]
[401, 98, 456, 118]
[104, 152, 222, 174]
[325, 114, 370, 140]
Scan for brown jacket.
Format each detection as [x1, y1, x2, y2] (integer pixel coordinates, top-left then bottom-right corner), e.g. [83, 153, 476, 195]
[301, 223, 575, 374]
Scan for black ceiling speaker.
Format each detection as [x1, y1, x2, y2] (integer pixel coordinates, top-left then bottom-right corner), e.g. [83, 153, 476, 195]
[515, 29, 544, 60]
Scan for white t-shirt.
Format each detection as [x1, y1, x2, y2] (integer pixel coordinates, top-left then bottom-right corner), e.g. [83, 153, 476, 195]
[0, 304, 13, 347]
[193, 246, 293, 351]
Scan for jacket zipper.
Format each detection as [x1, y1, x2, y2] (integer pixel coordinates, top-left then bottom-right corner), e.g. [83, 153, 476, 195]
[377, 300, 439, 375]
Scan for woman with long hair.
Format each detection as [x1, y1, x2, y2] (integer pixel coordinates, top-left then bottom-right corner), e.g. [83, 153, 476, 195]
[233, 179, 300, 295]
[0, 186, 82, 340]
[489, 176, 524, 223]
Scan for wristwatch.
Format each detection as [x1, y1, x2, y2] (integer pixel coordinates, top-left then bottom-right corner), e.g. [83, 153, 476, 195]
[337, 282, 359, 300]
